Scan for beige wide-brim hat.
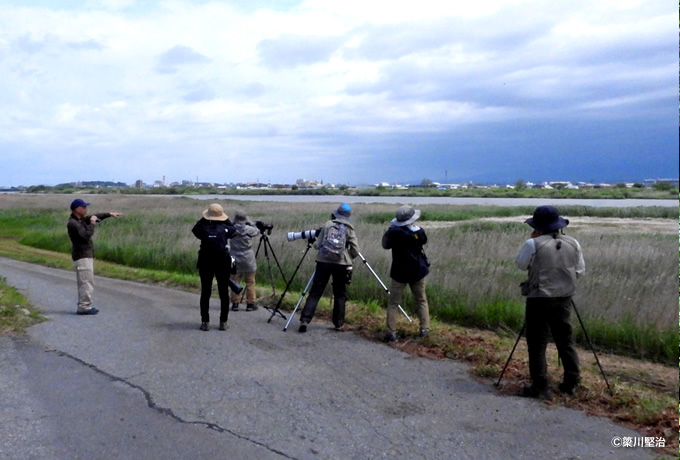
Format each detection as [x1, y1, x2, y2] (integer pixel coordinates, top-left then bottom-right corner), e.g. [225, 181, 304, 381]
[202, 203, 228, 221]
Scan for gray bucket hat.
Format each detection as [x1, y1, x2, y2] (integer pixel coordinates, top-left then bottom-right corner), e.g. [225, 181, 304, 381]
[391, 205, 421, 227]
[233, 210, 249, 223]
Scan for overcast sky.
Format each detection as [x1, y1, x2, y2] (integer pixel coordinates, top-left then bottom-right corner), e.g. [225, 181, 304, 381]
[1, 0, 677, 186]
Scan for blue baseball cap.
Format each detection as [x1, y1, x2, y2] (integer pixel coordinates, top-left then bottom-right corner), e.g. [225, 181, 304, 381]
[70, 199, 90, 210]
[334, 203, 351, 217]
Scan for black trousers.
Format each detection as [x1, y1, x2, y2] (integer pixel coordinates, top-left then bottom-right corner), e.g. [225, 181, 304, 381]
[300, 262, 349, 328]
[199, 265, 231, 323]
[525, 296, 580, 389]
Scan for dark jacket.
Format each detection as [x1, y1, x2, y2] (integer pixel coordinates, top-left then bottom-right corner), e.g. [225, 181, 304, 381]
[67, 212, 113, 261]
[192, 218, 236, 269]
[382, 224, 429, 283]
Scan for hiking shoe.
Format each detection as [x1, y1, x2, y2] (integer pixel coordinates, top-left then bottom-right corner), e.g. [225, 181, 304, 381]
[419, 329, 429, 338]
[231, 303, 239, 311]
[246, 303, 258, 311]
[218, 322, 227, 331]
[77, 308, 99, 315]
[383, 332, 398, 343]
[200, 322, 209, 331]
[522, 384, 552, 400]
[298, 323, 308, 333]
[558, 382, 578, 396]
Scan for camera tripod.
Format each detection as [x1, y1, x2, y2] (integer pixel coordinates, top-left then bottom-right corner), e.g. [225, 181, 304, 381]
[495, 299, 612, 396]
[267, 238, 316, 324]
[235, 228, 289, 317]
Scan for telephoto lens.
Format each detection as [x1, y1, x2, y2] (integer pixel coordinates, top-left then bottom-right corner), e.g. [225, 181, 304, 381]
[286, 229, 320, 242]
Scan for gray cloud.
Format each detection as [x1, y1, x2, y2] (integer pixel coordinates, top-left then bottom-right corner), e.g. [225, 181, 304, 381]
[12, 34, 47, 54]
[183, 86, 216, 103]
[257, 34, 344, 69]
[155, 45, 211, 74]
[66, 39, 105, 51]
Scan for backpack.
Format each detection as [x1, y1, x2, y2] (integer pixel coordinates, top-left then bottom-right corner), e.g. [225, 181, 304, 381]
[203, 223, 232, 260]
[320, 221, 347, 261]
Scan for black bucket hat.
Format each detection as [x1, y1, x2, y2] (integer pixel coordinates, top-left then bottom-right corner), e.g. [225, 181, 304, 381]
[525, 205, 569, 232]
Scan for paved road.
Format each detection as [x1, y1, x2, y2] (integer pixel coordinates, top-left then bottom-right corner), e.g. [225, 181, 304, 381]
[0, 257, 656, 460]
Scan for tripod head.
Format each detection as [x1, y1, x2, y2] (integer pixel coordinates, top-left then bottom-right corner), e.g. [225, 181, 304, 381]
[255, 220, 273, 235]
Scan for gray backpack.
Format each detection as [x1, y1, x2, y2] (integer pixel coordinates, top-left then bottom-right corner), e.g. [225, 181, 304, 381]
[320, 222, 347, 261]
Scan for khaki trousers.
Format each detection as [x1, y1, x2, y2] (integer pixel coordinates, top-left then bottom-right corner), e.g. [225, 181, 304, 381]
[387, 278, 429, 333]
[230, 272, 257, 303]
[74, 258, 95, 312]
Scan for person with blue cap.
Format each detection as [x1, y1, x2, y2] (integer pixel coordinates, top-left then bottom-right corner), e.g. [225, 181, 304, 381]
[515, 205, 585, 398]
[298, 203, 360, 332]
[67, 198, 122, 315]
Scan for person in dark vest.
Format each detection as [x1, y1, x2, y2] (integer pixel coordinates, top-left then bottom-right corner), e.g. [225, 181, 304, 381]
[192, 203, 237, 331]
[515, 205, 585, 398]
[298, 204, 359, 333]
[381, 205, 430, 342]
[67, 198, 122, 315]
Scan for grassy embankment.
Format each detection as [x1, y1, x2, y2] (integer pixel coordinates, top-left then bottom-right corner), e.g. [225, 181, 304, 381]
[0, 194, 677, 450]
[0, 276, 45, 334]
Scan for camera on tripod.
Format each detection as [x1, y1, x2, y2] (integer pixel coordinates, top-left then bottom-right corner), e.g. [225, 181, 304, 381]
[287, 228, 321, 242]
[255, 221, 273, 235]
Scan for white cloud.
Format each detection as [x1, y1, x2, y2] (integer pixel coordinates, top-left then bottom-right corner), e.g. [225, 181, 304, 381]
[0, 0, 676, 185]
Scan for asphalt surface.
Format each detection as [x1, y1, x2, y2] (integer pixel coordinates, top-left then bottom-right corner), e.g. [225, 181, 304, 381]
[0, 257, 658, 460]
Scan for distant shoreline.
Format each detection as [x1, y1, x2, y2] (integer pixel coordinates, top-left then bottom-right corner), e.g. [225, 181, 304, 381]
[5, 192, 677, 208]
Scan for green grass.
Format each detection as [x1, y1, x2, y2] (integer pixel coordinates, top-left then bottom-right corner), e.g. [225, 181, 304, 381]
[0, 196, 676, 364]
[0, 276, 45, 333]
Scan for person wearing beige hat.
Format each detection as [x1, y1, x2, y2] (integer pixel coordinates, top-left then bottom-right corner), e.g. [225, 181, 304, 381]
[381, 205, 430, 342]
[192, 203, 237, 331]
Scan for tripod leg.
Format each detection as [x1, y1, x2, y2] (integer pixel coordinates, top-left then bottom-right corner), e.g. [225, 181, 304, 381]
[261, 240, 276, 296]
[267, 240, 313, 323]
[571, 300, 613, 396]
[284, 271, 315, 331]
[495, 323, 525, 387]
[358, 252, 413, 323]
[264, 236, 289, 289]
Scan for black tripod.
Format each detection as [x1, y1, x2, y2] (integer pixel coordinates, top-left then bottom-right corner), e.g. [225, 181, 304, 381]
[266, 238, 315, 324]
[233, 227, 287, 308]
[495, 300, 612, 396]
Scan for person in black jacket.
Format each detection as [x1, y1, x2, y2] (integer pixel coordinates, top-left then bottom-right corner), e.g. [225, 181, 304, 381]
[192, 203, 237, 331]
[67, 198, 122, 315]
[381, 205, 430, 342]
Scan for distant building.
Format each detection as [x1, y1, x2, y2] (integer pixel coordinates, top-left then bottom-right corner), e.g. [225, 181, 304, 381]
[644, 178, 679, 188]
